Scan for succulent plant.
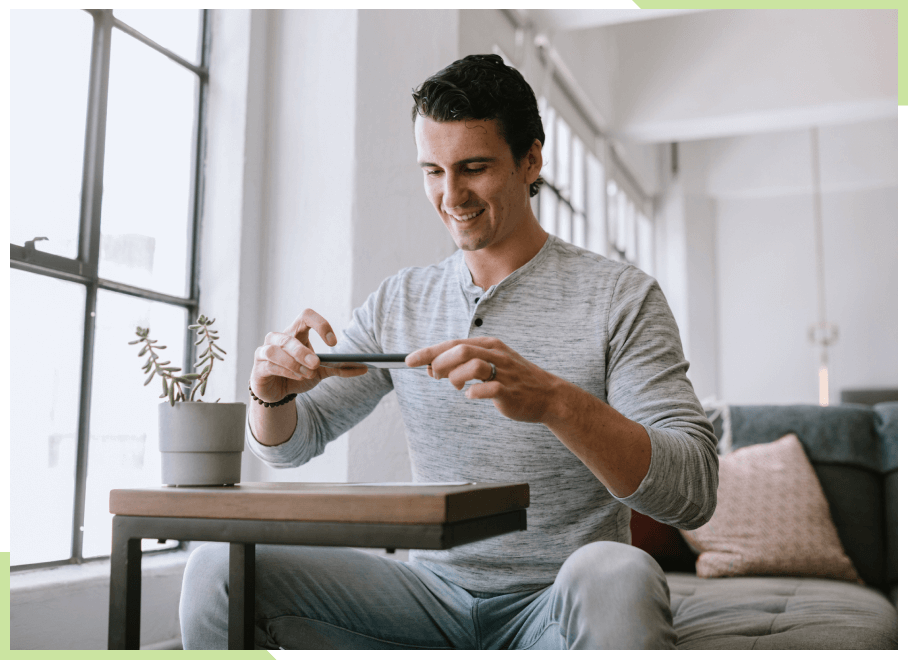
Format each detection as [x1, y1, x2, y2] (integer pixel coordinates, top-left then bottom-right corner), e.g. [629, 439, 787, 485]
[129, 315, 226, 406]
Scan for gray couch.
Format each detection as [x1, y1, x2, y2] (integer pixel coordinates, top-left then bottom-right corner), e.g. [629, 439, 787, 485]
[633, 402, 898, 649]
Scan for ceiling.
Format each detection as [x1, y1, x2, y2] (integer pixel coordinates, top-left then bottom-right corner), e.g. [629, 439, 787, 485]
[523, 8, 710, 33]
[515, 8, 896, 145]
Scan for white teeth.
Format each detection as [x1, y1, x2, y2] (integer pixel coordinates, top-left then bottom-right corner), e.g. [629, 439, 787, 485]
[448, 209, 483, 222]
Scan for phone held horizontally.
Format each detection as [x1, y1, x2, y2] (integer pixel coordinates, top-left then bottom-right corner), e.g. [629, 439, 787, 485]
[315, 353, 413, 369]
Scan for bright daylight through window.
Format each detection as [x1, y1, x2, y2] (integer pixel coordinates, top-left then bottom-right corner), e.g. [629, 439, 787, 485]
[9, 9, 208, 568]
[534, 96, 654, 274]
[489, 45, 652, 272]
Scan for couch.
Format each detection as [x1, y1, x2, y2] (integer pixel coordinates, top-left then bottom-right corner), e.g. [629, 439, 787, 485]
[631, 402, 898, 650]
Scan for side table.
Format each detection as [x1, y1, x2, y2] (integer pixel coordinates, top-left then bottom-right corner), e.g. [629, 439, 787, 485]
[108, 481, 529, 649]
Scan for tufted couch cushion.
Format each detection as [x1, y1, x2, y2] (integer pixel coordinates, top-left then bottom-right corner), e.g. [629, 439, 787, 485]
[668, 573, 898, 650]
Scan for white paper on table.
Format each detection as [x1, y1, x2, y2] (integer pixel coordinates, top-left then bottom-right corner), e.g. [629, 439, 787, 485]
[346, 482, 475, 487]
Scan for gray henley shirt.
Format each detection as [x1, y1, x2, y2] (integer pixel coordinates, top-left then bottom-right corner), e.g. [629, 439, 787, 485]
[248, 234, 718, 593]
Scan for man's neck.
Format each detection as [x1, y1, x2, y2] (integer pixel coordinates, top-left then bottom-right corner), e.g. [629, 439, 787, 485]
[464, 221, 549, 291]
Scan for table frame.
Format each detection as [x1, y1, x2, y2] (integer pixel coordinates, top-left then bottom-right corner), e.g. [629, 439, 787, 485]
[107, 509, 527, 649]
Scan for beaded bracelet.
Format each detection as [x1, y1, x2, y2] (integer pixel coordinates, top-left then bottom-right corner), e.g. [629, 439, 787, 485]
[249, 383, 297, 408]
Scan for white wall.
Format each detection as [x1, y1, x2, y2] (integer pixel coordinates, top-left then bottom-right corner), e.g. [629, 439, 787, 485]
[346, 9, 458, 482]
[653, 145, 719, 403]
[242, 9, 360, 483]
[606, 9, 897, 142]
[11, 550, 188, 650]
[658, 118, 897, 406]
[705, 119, 897, 404]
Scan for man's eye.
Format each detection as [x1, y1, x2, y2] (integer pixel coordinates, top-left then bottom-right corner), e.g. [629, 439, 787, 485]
[466, 167, 486, 174]
[425, 169, 443, 176]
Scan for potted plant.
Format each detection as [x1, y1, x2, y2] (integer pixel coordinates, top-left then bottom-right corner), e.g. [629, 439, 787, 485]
[130, 315, 246, 486]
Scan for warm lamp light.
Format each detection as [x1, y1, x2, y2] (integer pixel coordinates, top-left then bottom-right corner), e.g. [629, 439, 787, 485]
[818, 366, 830, 407]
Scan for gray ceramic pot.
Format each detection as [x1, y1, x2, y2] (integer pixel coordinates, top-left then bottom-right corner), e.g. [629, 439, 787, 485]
[158, 401, 246, 486]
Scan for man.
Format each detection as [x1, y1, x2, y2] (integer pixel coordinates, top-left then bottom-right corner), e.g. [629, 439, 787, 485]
[180, 54, 718, 650]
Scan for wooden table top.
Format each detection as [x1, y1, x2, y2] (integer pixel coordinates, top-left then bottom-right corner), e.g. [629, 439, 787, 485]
[110, 481, 530, 525]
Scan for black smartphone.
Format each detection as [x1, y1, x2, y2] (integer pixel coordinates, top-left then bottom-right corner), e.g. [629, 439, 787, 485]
[315, 353, 413, 369]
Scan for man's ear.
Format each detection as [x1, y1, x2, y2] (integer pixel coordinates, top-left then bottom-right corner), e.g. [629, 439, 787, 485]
[524, 139, 544, 183]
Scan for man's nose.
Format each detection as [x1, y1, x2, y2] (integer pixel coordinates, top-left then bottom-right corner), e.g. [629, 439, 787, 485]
[442, 173, 469, 210]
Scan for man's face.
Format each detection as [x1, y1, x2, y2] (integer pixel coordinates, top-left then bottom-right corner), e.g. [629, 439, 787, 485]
[415, 115, 540, 253]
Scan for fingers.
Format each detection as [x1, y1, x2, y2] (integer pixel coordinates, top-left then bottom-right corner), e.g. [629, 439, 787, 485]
[420, 341, 500, 382]
[464, 380, 501, 400]
[270, 308, 344, 376]
[407, 337, 499, 368]
[263, 331, 319, 373]
[254, 343, 316, 380]
[282, 308, 338, 348]
[446, 357, 495, 391]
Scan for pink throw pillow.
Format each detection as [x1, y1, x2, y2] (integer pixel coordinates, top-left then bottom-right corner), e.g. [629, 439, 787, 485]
[681, 433, 860, 582]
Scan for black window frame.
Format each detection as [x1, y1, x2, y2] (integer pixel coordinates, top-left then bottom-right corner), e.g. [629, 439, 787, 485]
[9, 8, 210, 570]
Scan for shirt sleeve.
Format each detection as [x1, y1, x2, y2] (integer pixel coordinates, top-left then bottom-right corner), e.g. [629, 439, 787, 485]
[245, 276, 398, 468]
[604, 265, 719, 530]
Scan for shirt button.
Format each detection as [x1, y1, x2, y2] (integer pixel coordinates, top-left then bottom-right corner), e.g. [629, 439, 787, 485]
[475, 318, 483, 327]
[474, 297, 479, 303]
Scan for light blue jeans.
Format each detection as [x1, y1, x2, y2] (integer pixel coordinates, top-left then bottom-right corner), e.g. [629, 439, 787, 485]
[179, 541, 676, 650]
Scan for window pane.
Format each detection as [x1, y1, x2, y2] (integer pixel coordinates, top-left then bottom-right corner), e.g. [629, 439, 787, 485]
[539, 185, 558, 235]
[10, 9, 93, 258]
[587, 154, 606, 256]
[637, 213, 654, 276]
[82, 291, 189, 558]
[557, 200, 572, 244]
[573, 213, 587, 250]
[540, 103, 556, 185]
[555, 117, 571, 195]
[10, 271, 86, 565]
[625, 200, 638, 263]
[99, 30, 197, 297]
[609, 187, 623, 254]
[114, 9, 201, 64]
[571, 136, 585, 213]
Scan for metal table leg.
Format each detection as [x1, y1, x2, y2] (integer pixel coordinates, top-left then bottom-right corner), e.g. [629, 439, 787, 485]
[108, 516, 143, 649]
[228, 542, 256, 650]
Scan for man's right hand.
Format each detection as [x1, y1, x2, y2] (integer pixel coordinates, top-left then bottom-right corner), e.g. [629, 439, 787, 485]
[250, 308, 367, 403]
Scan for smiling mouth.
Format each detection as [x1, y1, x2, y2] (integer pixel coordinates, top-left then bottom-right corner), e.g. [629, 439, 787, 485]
[447, 208, 484, 222]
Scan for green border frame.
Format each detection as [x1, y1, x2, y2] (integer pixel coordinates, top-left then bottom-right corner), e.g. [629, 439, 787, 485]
[5, 4, 900, 658]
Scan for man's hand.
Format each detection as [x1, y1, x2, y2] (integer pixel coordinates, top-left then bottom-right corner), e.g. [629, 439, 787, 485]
[250, 309, 367, 403]
[406, 337, 560, 424]
[407, 336, 652, 498]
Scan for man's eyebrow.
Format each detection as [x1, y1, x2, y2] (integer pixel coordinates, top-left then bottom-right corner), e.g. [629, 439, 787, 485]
[418, 156, 497, 168]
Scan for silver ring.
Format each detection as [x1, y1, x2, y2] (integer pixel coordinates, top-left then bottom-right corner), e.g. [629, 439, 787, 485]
[483, 362, 497, 382]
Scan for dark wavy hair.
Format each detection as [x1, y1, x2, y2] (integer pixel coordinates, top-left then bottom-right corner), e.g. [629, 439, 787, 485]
[411, 54, 546, 197]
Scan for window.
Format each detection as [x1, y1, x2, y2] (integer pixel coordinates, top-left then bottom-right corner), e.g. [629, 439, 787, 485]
[606, 178, 655, 276]
[535, 97, 598, 251]
[534, 97, 654, 273]
[9, 9, 209, 568]
[534, 98, 654, 275]
[493, 25, 655, 270]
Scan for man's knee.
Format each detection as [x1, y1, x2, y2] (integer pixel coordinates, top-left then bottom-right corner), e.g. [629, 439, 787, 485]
[180, 543, 230, 648]
[182, 542, 229, 597]
[552, 542, 675, 649]
[556, 541, 665, 596]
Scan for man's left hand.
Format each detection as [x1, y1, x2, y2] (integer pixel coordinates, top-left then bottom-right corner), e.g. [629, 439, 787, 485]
[406, 337, 562, 424]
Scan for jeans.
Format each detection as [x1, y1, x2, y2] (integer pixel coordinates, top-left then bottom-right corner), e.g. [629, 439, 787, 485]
[179, 540, 676, 650]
